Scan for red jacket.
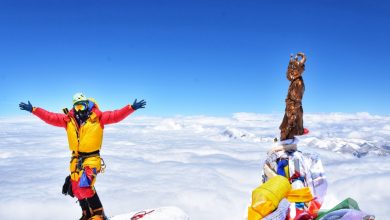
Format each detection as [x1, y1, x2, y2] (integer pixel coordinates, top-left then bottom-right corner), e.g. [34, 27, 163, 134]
[32, 104, 135, 153]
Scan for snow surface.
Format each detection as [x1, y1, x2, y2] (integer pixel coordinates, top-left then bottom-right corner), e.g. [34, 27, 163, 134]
[0, 112, 389, 220]
[110, 206, 188, 220]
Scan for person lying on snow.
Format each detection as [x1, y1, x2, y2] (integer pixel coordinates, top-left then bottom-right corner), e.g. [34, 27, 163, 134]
[19, 93, 146, 220]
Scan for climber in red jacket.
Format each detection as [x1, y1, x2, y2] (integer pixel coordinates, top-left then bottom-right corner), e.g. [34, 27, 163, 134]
[19, 93, 146, 220]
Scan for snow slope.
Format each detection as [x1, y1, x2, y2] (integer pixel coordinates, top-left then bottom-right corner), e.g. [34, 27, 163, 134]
[0, 112, 389, 219]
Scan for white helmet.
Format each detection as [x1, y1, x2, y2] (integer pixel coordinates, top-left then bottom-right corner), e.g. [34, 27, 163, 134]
[72, 92, 88, 104]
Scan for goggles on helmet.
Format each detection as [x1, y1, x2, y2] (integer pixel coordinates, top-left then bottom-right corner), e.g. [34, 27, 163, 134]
[73, 102, 88, 112]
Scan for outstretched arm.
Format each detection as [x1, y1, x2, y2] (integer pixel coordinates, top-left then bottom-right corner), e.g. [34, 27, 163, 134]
[101, 99, 146, 125]
[19, 101, 67, 128]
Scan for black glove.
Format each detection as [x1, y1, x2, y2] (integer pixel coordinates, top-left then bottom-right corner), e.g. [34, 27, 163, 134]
[19, 101, 33, 113]
[132, 99, 146, 110]
[62, 175, 74, 197]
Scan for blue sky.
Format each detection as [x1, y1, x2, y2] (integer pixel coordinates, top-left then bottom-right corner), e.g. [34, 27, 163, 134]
[0, 0, 389, 116]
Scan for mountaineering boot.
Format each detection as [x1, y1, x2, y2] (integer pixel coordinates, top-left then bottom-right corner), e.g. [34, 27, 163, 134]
[87, 193, 108, 220]
[79, 199, 92, 220]
[89, 207, 109, 220]
[89, 214, 104, 220]
[89, 215, 108, 220]
[79, 211, 90, 220]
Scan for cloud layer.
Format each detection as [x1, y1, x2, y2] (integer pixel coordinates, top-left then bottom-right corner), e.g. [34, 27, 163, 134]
[0, 112, 389, 219]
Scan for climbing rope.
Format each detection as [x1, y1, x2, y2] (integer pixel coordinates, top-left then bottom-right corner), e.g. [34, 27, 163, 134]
[130, 210, 155, 220]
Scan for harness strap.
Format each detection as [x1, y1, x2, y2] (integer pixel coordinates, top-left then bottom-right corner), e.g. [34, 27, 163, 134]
[63, 108, 81, 157]
[73, 150, 100, 157]
[70, 150, 101, 175]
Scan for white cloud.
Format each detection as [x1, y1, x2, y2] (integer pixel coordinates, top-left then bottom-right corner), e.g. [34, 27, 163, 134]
[0, 113, 389, 219]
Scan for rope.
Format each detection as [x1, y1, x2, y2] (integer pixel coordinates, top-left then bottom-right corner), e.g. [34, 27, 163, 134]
[130, 210, 155, 220]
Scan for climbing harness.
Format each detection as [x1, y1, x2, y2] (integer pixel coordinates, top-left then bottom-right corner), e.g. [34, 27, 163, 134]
[73, 150, 101, 170]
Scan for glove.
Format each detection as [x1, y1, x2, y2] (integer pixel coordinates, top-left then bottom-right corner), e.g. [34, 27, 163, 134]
[62, 175, 74, 197]
[131, 99, 146, 110]
[19, 101, 33, 113]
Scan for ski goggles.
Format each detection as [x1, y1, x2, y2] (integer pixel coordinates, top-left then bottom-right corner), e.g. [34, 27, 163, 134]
[73, 102, 88, 112]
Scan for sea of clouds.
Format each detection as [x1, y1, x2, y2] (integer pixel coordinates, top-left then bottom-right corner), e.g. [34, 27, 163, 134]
[0, 112, 389, 219]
